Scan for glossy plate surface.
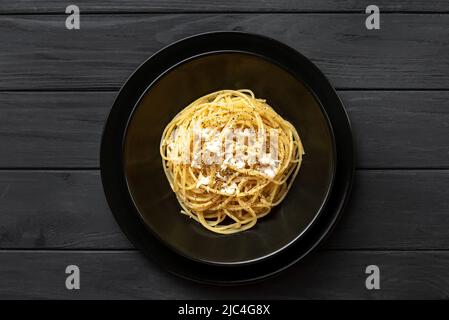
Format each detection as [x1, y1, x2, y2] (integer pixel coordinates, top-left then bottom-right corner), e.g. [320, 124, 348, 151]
[124, 51, 335, 265]
[101, 32, 354, 283]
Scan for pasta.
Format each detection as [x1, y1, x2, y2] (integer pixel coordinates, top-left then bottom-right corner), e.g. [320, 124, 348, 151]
[160, 89, 304, 234]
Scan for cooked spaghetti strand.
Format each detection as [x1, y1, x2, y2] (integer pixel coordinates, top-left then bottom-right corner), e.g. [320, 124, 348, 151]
[160, 90, 304, 234]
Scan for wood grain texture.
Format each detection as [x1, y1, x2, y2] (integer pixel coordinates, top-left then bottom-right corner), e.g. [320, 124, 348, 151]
[0, 92, 112, 168]
[0, 14, 448, 90]
[0, 250, 448, 299]
[0, 0, 448, 13]
[342, 91, 449, 168]
[328, 170, 449, 249]
[0, 171, 129, 249]
[1, 91, 448, 168]
[0, 170, 448, 250]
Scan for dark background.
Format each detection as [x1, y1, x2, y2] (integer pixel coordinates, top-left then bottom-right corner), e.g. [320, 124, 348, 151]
[0, 0, 448, 299]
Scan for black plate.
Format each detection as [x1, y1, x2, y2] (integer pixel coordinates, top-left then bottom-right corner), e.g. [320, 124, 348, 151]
[101, 32, 354, 283]
[124, 51, 336, 265]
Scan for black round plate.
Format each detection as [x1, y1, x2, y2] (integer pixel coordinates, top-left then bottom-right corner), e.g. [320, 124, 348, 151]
[100, 32, 354, 284]
[124, 51, 336, 266]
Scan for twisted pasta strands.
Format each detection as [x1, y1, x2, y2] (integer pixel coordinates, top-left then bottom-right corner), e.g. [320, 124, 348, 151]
[160, 90, 304, 234]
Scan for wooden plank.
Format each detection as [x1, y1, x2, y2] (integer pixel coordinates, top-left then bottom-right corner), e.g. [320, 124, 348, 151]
[327, 170, 449, 249]
[341, 91, 449, 169]
[0, 92, 112, 168]
[0, 250, 448, 299]
[0, 171, 130, 249]
[0, 170, 448, 250]
[0, 14, 448, 90]
[0, 1, 448, 13]
[1, 91, 448, 168]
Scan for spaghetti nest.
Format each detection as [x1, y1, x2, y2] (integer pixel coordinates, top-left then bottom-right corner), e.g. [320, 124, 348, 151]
[160, 89, 304, 234]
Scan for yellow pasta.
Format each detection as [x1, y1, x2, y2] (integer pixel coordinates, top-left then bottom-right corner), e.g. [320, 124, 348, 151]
[160, 90, 304, 234]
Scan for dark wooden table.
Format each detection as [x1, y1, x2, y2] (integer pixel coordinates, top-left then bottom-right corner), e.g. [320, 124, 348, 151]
[0, 0, 448, 299]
